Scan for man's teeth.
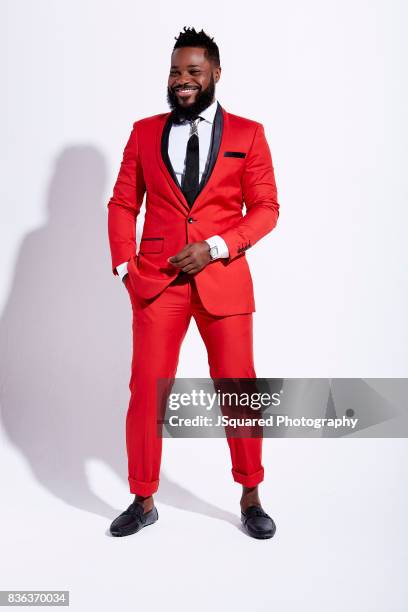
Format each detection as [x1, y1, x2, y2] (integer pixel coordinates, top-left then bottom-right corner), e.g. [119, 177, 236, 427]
[178, 88, 197, 92]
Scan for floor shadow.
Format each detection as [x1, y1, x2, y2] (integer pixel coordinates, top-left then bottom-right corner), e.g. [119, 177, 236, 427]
[0, 145, 236, 525]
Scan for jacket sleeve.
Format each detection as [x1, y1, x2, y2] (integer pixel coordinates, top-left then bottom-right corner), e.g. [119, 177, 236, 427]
[219, 123, 280, 262]
[107, 122, 146, 275]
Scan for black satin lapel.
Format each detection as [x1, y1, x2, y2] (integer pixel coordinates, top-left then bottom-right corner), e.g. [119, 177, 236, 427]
[198, 101, 223, 193]
[161, 112, 180, 188]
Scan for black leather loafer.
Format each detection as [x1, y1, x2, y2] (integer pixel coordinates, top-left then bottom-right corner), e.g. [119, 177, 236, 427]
[110, 501, 158, 537]
[241, 505, 276, 539]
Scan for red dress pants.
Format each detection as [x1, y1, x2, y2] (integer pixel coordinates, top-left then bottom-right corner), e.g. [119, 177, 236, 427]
[125, 272, 264, 496]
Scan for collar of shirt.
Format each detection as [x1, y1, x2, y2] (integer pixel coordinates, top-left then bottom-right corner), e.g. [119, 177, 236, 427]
[198, 98, 218, 124]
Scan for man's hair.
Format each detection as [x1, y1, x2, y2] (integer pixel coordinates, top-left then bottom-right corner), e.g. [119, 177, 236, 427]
[173, 26, 220, 67]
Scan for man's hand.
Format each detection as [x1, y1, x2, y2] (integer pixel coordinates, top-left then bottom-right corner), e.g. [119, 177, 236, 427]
[168, 241, 211, 275]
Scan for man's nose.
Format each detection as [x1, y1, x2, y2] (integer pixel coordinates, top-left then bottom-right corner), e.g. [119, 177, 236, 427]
[173, 74, 196, 87]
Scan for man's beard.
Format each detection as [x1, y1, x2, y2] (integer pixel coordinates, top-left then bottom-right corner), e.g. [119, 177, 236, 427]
[166, 74, 216, 122]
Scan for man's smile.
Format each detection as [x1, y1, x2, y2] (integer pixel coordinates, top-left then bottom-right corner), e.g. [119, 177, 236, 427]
[175, 86, 200, 97]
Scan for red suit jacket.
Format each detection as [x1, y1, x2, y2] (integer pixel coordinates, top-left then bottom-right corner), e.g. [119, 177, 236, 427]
[107, 101, 279, 316]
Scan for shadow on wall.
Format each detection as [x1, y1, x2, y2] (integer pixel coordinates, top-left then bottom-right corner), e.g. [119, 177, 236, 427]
[0, 146, 237, 527]
[0, 146, 131, 518]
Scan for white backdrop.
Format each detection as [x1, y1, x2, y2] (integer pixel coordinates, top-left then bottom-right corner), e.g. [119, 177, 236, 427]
[1, 2, 407, 611]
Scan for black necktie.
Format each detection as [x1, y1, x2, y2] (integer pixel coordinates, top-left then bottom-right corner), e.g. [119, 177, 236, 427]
[181, 117, 203, 206]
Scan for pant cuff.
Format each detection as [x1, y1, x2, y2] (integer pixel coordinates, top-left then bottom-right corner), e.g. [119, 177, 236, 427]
[128, 477, 159, 497]
[231, 466, 264, 487]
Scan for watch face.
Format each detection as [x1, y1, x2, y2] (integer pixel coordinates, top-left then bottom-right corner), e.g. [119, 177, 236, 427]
[210, 246, 218, 260]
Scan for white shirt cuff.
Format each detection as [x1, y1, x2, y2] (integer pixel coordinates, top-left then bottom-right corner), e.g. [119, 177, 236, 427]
[205, 235, 229, 259]
[116, 262, 128, 281]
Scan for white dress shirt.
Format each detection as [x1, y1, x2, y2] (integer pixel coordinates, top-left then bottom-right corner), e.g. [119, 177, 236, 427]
[116, 97, 229, 281]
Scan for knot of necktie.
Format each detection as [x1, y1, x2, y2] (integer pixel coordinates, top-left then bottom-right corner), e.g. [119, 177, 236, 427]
[189, 116, 203, 137]
[172, 112, 204, 126]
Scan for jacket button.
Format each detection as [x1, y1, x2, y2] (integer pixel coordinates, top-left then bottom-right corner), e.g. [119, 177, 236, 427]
[187, 217, 194, 223]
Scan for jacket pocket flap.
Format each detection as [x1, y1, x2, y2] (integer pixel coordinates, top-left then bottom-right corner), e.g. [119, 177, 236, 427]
[224, 151, 246, 158]
[139, 237, 164, 254]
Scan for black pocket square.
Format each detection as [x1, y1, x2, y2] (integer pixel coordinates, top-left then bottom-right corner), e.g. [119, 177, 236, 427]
[224, 151, 246, 158]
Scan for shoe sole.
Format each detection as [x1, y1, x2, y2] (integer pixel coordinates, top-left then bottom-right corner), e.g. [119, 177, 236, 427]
[110, 508, 159, 537]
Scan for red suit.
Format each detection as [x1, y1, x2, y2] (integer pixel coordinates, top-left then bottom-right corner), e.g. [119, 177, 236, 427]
[108, 102, 279, 496]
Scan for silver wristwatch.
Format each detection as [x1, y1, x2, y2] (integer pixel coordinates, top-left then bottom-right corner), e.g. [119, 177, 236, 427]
[209, 245, 219, 260]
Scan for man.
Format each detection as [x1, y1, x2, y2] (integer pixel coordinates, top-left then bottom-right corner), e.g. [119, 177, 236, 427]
[107, 26, 280, 539]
